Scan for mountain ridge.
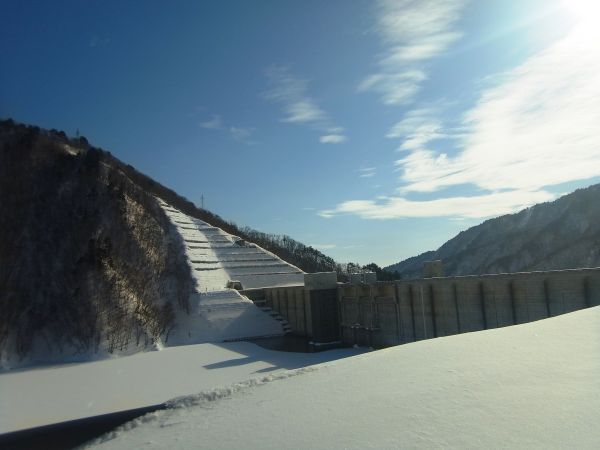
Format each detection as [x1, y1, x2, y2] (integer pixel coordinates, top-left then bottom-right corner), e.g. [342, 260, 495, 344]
[385, 184, 600, 278]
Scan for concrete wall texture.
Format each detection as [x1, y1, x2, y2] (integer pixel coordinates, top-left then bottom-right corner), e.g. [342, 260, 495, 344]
[339, 267, 600, 348]
[255, 272, 341, 344]
[259, 267, 600, 349]
[263, 285, 340, 343]
[265, 286, 311, 336]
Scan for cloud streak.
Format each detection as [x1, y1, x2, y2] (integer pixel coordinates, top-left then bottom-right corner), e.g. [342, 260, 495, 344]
[397, 25, 600, 194]
[90, 36, 111, 48]
[200, 115, 223, 129]
[264, 65, 347, 144]
[322, 22, 600, 220]
[358, 167, 377, 178]
[229, 126, 255, 143]
[309, 244, 337, 250]
[319, 190, 555, 220]
[386, 108, 450, 151]
[320, 134, 347, 144]
[200, 114, 255, 144]
[360, 0, 468, 105]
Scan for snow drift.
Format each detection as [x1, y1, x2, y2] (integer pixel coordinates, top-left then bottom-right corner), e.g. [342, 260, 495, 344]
[88, 306, 600, 449]
[0, 341, 363, 434]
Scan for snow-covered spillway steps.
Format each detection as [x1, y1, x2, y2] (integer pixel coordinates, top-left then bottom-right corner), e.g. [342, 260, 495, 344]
[159, 200, 304, 345]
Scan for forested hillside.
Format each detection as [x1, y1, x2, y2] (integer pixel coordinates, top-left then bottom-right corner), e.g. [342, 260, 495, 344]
[386, 184, 600, 278]
[0, 120, 192, 362]
[0, 120, 341, 363]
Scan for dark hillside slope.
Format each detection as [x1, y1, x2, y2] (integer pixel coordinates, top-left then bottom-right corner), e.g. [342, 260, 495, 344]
[0, 120, 338, 364]
[0, 121, 192, 363]
[385, 184, 600, 278]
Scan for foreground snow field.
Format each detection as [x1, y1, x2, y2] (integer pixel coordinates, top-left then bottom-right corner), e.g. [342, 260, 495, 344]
[88, 306, 600, 449]
[0, 342, 363, 434]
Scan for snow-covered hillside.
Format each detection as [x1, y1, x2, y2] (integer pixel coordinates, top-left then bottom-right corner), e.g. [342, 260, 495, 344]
[88, 306, 600, 449]
[158, 200, 305, 345]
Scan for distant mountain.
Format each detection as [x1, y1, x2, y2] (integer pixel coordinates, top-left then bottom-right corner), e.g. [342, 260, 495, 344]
[385, 184, 600, 278]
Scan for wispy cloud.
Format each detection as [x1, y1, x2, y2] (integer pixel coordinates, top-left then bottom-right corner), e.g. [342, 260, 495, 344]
[90, 36, 111, 48]
[397, 26, 600, 194]
[320, 134, 347, 144]
[264, 65, 347, 144]
[229, 126, 255, 143]
[319, 190, 555, 220]
[309, 244, 337, 250]
[358, 167, 377, 178]
[283, 100, 325, 124]
[264, 66, 326, 124]
[386, 108, 450, 151]
[200, 115, 223, 129]
[322, 22, 600, 219]
[200, 114, 255, 144]
[360, 0, 468, 105]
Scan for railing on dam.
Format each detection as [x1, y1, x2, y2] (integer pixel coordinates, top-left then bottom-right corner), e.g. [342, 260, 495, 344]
[256, 267, 600, 349]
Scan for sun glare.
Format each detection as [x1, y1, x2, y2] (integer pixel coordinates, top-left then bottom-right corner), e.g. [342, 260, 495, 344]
[561, 0, 600, 43]
[563, 0, 600, 20]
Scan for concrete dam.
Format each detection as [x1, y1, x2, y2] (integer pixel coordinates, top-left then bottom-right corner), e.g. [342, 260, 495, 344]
[249, 266, 600, 349]
[159, 198, 600, 350]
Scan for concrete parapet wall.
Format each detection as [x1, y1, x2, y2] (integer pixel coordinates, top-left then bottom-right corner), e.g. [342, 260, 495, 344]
[304, 272, 338, 290]
[349, 272, 377, 285]
[339, 267, 600, 348]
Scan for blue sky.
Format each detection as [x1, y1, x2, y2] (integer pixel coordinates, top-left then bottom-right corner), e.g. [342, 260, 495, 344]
[2, 0, 600, 266]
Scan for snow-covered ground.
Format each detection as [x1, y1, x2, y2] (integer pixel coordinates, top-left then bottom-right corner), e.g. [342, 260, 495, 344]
[158, 200, 305, 345]
[0, 342, 363, 434]
[87, 306, 600, 449]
